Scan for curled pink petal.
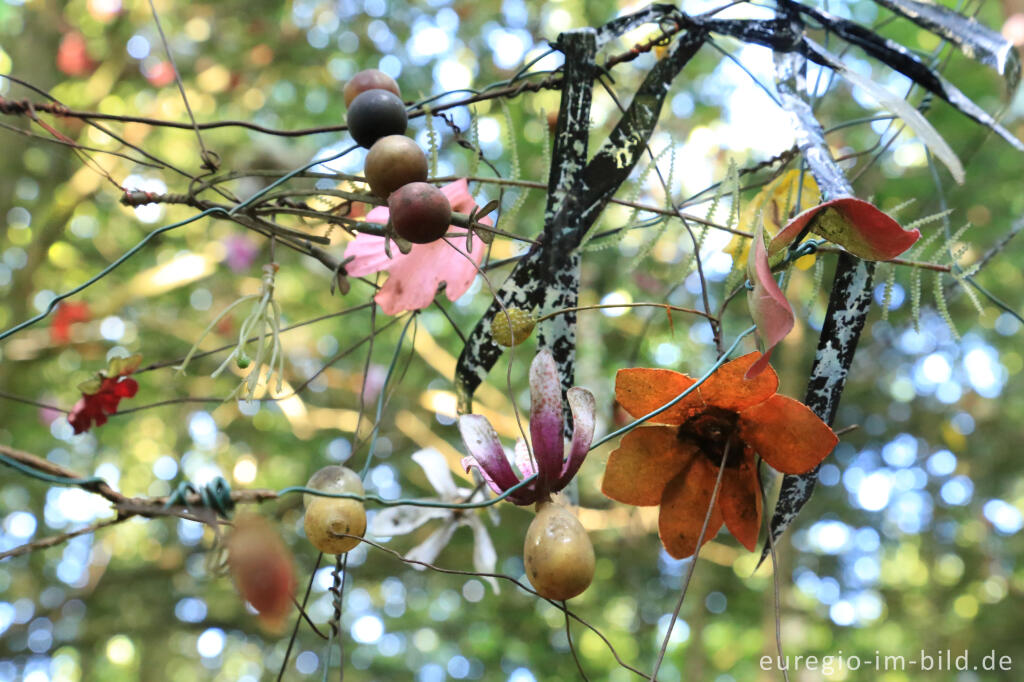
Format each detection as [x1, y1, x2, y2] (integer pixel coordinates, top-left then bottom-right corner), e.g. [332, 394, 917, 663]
[460, 455, 504, 498]
[513, 438, 536, 479]
[747, 220, 794, 379]
[770, 197, 919, 261]
[555, 387, 596, 489]
[529, 349, 564, 484]
[459, 414, 520, 495]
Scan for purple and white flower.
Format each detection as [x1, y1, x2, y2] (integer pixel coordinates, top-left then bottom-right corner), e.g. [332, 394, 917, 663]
[458, 349, 596, 506]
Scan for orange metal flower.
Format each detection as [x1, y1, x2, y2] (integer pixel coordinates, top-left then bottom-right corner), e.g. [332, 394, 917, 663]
[601, 353, 838, 559]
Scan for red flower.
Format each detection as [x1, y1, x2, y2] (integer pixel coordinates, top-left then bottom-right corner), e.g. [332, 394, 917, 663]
[601, 353, 837, 559]
[68, 355, 142, 434]
[50, 302, 91, 344]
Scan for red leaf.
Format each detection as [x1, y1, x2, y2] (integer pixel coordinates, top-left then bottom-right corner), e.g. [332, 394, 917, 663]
[770, 198, 919, 261]
[746, 220, 794, 379]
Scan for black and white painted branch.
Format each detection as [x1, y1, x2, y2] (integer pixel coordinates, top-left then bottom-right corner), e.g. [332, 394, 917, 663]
[455, 22, 707, 428]
[702, 7, 1023, 151]
[871, 0, 1020, 92]
[756, 0, 1022, 561]
[759, 45, 876, 565]
[454, 27, 597, 423]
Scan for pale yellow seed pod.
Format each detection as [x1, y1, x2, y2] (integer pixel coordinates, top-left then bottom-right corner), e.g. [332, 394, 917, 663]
[523, 500, 595, 601]
[490, 308, 536, 347]
[303, 465, 366, 554]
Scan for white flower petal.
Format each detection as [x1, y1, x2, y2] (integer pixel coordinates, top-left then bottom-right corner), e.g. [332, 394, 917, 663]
[370, 504, 449, 537]
[468, 516, 500, 594]
[412, 447, 459, 499]
[405, 522, 459, 569]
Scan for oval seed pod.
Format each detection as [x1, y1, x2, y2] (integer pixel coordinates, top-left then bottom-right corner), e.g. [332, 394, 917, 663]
[490, 308, 536, 347]
[227, 514, 296, 631]
[364, 135, 429, 199]
[523, 500, 595, 601]
[343, 68, 400, 107]
[303, 465, 367, 554]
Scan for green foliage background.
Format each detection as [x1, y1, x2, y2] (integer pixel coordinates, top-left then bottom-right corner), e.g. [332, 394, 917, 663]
[2, 0, 1024, 680]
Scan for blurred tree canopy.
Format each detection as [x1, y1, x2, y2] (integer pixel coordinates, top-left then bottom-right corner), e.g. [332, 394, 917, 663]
[2, 0, 1024, 680]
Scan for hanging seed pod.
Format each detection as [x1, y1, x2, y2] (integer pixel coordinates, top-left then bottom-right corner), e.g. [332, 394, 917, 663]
[303, 465, 366, 554]
[226, 514, 296, 630]
[523, 500, 595, 601]
[490, 308, 536, 347]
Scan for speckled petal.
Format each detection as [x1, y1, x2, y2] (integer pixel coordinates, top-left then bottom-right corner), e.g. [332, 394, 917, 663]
[529, 349, 564, 484]
[698, 352, 778, 412]
[601, 426, 698, 506]
[459, 415, 520, 495]
[738, 394, 838, 474]
[719, 450, 762, 551]
[615, 368, 702, 424]
[513, 439, 536, 479]
[554, 387, 596, 489]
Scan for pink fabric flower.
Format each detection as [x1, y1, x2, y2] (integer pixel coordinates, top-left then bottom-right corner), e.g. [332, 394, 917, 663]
[343, 179, 490, 315]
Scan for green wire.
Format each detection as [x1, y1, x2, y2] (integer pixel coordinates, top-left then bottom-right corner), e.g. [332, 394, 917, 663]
[589, 325, 756, 451]
[1, 329, 760, 513]
[0, 208, 220, 341]
[0, 452, 108, 488]
[0, 146, 356, 343]
[358, 313, 418, 480]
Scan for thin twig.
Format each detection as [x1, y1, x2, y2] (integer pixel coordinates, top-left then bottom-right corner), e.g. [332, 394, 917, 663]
[350, 536, 653, 680]
[0, 390, 67, 414]
[564, 603, 591, 681]
[279, 553, 325, 681]
[0, 517, 124, 561]
[146, 0, 214, 170]
[649, 440, 731, 681]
